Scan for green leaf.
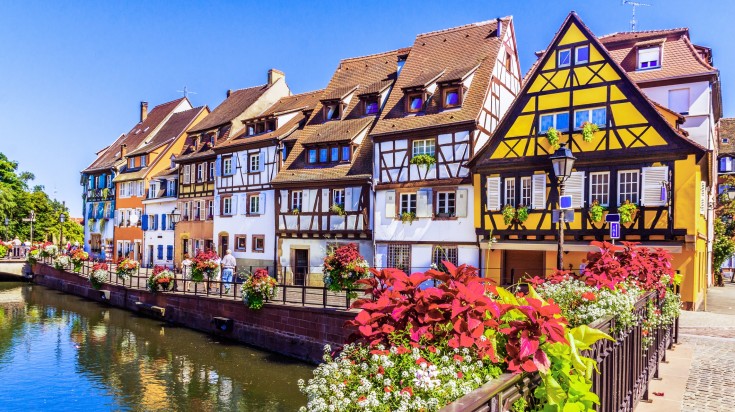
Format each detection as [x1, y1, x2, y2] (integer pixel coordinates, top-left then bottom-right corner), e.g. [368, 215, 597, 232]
[562, 401, 587, 412]
[495, 286, 519, 305]
[570, 325, 614, 350]
[541, 372, 567, 405]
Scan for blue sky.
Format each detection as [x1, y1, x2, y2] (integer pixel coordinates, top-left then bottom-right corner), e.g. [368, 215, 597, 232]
[0, 0, 731, 215]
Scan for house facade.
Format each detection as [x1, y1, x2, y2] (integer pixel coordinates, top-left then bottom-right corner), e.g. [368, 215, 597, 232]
[142, 167, 178, 268]
[212, 90, 322, 272]
[370, 18, 521, 274]
[174, 70, 290, 266]
[471, 13, 711, 310]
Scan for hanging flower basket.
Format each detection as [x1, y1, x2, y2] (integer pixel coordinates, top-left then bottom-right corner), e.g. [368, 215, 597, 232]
[546, 127, 561, 149]
[191, 250, 220, 282]
[242, 268, 278, 309]
[323, 243, 369, 299]
[581, 121, 599, 143]
[89, 263, 108, 290]
[330, 203, 346, 216]
[400, 212, 417, 224]
[410, 154, 437, 169]
[71, 250, 89, 273]
[147, 266, 174, 293]
[116, 258, 139, 280]
[618, 200, 638, 224]
[588, 200, 606, 223]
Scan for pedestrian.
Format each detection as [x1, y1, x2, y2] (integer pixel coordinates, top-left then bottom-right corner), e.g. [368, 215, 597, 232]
[579, 258, 587, 275]
[221, 249, 237, 294]
[181, 253, 193, 292]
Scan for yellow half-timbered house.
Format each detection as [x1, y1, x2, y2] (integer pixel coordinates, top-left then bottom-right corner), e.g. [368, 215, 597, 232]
[470, 13, 711, 310]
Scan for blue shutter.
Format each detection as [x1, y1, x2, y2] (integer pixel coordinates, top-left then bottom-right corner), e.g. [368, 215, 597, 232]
[161, 214, 167, 230]
[108, 201, 116, 218]
[87, 204, 94, 219]
[215, 157, 222, 177]
[166, 245, 173, 260]
[141, 214, 148, 231]
[157, 245, 164, 260]
[96, 203, 104, 219]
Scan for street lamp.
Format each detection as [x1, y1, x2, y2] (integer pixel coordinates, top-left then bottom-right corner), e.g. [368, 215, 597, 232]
[167, 207, 182, 227]
[59, 212, 66, 250]
[549, 142, 576, 271]
[3, 217, 8, 241]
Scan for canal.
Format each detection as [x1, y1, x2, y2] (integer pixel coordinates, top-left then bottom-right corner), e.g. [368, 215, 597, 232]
[0, 282, 313, 411]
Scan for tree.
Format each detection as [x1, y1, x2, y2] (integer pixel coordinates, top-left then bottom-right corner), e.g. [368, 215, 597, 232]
[714, 175, 735, 285]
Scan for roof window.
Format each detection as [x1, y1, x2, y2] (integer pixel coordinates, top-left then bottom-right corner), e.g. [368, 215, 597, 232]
[637, 46, 661, 70]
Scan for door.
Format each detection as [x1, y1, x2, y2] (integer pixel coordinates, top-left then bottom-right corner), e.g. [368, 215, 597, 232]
[502, 250, 545, 285]
[220, 235, 229, 258]
[293, 249, 308, 286]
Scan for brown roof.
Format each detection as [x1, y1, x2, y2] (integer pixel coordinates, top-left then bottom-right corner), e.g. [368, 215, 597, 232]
[188, 84, 273, 133]
[150, 166, 178, 180]
[260, 89, 323, 117]
[83, 98, 188, 173]
[273, 48, 410, 184]
[127, 106, 207, 156]
[371, 18, 509, 136]
[718, 118, 735, 156]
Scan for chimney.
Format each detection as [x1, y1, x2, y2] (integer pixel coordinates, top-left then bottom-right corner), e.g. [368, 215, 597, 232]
[268, 69, 285, 86]
[227, 89, 232, 98]
[496, 18, 503, 38]
[140, 101, 148, 122]
[120, 144, 127, 159]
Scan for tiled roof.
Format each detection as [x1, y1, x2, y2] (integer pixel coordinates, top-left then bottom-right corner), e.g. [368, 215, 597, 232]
[83, 98, 187, 173]
[371, 18, 509, 136]
[150, 166, 178, 180]
[127, 106, 207, 156]
[259, 89, 323, 117]
[718, 118, 735, 156]
[188, 84, 273, 133]
[301, 118, 374, 144]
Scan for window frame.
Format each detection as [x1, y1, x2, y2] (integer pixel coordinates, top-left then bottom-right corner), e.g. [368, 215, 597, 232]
[589, 171, 610, 207]
[197, 163, 205, 182]
[436, 191, 456, 216]
[342, 146, 352, 162]
[558, 48, 571, 67]
[617, 170, 640, 206]
[432, 245, 458, 269]
[291, 190, 303, 212]
[308, 149, 317, 164]
[573, 107, 607, 130]
[332, 189, 345, 207]
[411, 138, 436, 158]
[504, 177, 516, 207]
[406, 92, 424, 113]
[252, 235, 265, 253]
[249, 153, 260, 173]
[222, 196, 232, 216]
[520, 176, 532, 207]
[222, 157, 233, 176]
[399, 192, 417, 215]
[248, 193, 260, 215]
[637, 46, 661, 70]
[539, 111, 570, 133]
[209, 161, 215, 181]
[575, 45, 589, 65]
[386, 244, 411, 272]
[324, 102, 341, 121]
[442, 85, 462, 109]
[364, 97, 379, 115]
[235, 235, 247, 252]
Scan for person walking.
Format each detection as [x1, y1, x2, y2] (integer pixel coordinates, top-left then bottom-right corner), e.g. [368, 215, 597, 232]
[181, 253, 193, 292]
[220, 249, 236, 294]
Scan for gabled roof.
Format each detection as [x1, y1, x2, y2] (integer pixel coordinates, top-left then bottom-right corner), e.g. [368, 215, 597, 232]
[83, 98, 189, 173]
[371, 18, 510, 136]
[127, 106, 207, 157]
[718, 118, 735, 156]
[188, 83, 274, 133]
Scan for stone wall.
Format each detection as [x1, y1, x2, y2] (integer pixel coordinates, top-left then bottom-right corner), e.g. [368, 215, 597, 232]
[31, 263, 355, 364]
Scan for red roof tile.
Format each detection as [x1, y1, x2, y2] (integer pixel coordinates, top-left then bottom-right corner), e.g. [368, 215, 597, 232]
[127, 106, 207, 157]
[188, 83, 273, 133]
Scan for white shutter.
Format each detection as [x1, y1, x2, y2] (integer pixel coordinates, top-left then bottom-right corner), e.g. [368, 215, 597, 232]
[416, 189, 431, 218]
[114, 210, 120, 226]
[130, 210, 139, 226]
[350, 187, 360, 211]
[486, 176, 501, 211]
[280, 191, 289, 213]
[385, 190, 396, 218]
[700, 181, 707, 215]
[564, 171, 585, 208]
[238, 194, 247, 215]
[456, 188, 468, 218]
[230, 194, 238, 216]
[259, 193, 266, 214]
[214, 195, 221, 216]
[640, 166, 668, 207]
[345, 187, 354, 212]
[303, 190, 311, 212]
[532, 174, 547, 210]
[321, 189, 330, 212]
[258, 151, 265, 172]
[183, 165, 190, 184]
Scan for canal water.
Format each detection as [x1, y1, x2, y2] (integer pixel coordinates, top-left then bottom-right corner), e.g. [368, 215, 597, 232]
[0, 282, 314, 411]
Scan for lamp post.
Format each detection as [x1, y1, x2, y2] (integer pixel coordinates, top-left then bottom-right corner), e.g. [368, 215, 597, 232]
[167, 207, 182, 262]
[59, 212, 66, 250]
[3, 217, 8, 241]
[549, 143, 576, 271]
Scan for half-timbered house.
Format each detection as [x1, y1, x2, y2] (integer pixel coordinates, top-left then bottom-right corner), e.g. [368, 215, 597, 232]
[142, 166, 178, 267]
[470, 13, 711, 310]
[271, 48, 410, 286]
[174, 71, 290, 266]
[370, 18, 521, 274]
[212, 90, 322, 271]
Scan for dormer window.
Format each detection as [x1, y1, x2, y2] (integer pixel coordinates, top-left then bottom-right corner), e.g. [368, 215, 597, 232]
[364, 97, 379, 115]
[307, 145, 353, 164]
[558, 48, 571, 67]
[442, 86, 461, 109]
[128, 158, 135, 169]
[247, 125, 255, 136]
[267, 119, 276, 132]
[325, 103, 341, 120]
[406, 93, 424, 113]
[638, 46, 661, 70]
[256, 122, 265, 134]
[140, 156, 147, 167]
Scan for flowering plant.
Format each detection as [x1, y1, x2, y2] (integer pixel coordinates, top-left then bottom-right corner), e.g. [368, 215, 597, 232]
[70, 250, 89, 273]
[40, 243, 58, 258]
[147, 265, 174, 293]
[89, 262, 108, 290]
[54, 255, 71, 270]
[27, 248, 40, 264]
[0, 244, 7, 258]
[242, 268, 278, 309]
[191, 250, 220, 282]
[116, 258, 139, 280]
[323, 243, 369, 298]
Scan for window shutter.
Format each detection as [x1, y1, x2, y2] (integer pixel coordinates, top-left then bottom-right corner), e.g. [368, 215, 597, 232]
[640, 166, 668, 207]
[532, 174, 547, 210]
[215, 157, 221, 177]
[161, 214, 167, 231]
[157, 245, 164, 260]
[166, 245, 173, 261]
[230, 195, 238, 216]
[214, 195, 221, 216]
[183, 165, 190, 184]
[344, 188, 353, 212]
[114, 210, 120, 226]
[456, 188, 468, 218]
[416, 189, 432, 218]
[141, 214, 148, 231]
[303, 190, 311, 212]
[259, 193, 266, 214]
[700, 181, 707, 215]
[385, 190, 396, 218]
[564, 171, 585, 208]
[280, 191, 289, 213]
[321, 189, 330, 212]
[350, 187, 360, 211]
[486, 177, 501, 211]
[239, 194, 248, 215]
[259, 151, 265, 172]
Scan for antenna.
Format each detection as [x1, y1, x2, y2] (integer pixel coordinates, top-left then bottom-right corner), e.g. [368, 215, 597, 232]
[622, 0, 651, 31]
[177, 86, 197, 98]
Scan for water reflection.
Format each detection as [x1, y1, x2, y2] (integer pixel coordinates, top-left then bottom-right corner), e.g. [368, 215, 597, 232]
[0, 283, 312, 411]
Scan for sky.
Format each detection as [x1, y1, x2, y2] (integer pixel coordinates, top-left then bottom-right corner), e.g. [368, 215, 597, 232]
[0, 0, 732, 216]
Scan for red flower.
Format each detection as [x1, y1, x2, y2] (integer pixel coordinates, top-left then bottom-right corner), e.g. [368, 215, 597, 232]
[582, 292, 597, 301]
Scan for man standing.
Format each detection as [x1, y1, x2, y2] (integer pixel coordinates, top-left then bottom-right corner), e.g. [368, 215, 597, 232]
[220, 249, 237, 294]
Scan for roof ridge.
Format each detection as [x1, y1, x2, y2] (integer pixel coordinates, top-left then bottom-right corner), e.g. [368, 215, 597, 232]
[599, 27, 688, 39]
[230, 83, 268, 93]
[680, 34, 717, 71]
[150, 96, 187, 109]
[415, 16, 510, 39]
[283, 89, 324, 99]
[339, 47, 411, 63]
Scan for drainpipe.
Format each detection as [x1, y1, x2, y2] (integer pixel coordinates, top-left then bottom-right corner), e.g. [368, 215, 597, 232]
[371, 177, 377, 268]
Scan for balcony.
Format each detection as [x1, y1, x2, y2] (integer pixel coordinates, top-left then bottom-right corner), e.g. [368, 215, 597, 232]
[86, 187, 115, 202]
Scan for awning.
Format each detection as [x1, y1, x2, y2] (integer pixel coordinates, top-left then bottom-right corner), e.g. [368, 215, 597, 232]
[481, 241, 683, 254]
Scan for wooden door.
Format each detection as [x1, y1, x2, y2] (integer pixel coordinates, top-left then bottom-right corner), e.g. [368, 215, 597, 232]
[293, 249, 308, 286]
[220, 235, 229, 258]
[502, 250, 545, 285]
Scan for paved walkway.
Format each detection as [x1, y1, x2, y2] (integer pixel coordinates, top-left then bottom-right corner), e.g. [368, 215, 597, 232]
[637, 283, 735, 412]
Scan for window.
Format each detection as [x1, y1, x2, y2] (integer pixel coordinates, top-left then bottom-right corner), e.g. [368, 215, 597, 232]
[574, 108, 607, 129]
[222, 197, 232, 215]
[148, 182, 158, 198]
[387, 244, 411, 272]
[436, 192, 456, 216]
[183, 202, 190, 220]
[194, 201, 202, 220]
[720, 157, 733, 173]
[140, 156, 147, 167]
[319, 148, 328, 163]
[400, 193, 417, 214]
[558, 48, 571, 67]
[521, 176, 532, 206]
[432, 246, 458, 268]
[197, 163, 204, 181]
[589, 172, 610, 206]
[364, 98, 379, 115]
[207, 200, 214, 219]
[249, 194, 260, 215]
[407, 93, 423, 113]
[412, 138, 435, 157]
[637, 46, 661, 70]
[342, 146, 351, 162]
[223, 157, 233, 175]
[247, 125, 255, 135]
[333, 189, 345, 206]
[253, 235, 265, 253]
[331, 147, 339, 162]
[128, 158, 135, 169]
[106, 175, 112, 188]
[575, 45, 589, 64]
[308, 149, 317, 164]
[668, 89, 690, 114]
[504, 177, 516, 206]
[325, 103, 340, 120]
[291, 191, 303, 211]
[443, 86, 461, 108]
[249, 153, 260, 172]
[235, 235, 247, 251]
[539, 112, 570, 133]
[209, 161, 215, 181]
[267, 119, 276, 132]
[618, 170, 639, 205]
[167, 180, 176, 197]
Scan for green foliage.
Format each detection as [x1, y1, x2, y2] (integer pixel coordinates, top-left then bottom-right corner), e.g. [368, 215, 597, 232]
[588, 200, 606, 223]
[517, 205, 529, 223]
[581, 122, 599, 143]
[512, 397, 528, 412]
[400, 211, 417, 224]
[101, 187, 110, 200]
[618, 201, 637, 224]
[713, 217, 735, 278]
[546, 128, 561, 150]
[503, 204, 516, 225]
[330, 203, 346, 216]
[410, 154, 437, 168]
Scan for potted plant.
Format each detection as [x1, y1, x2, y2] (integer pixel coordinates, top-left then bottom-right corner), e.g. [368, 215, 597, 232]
[27, 248, 40, 264]
[116, 258, 139, 280]
[581, 121, 599, 143]
[291, 208, 300, 215]
[502, 204, 516, 225]
[400, 211, 416, 224]
[242, 268, 278, 309]
[101, 187, 110, 200]
[71, 250, 89, 273]
[89, 262, 108, 290]
[54, 255, 71, 270]
[546, 127, 561, 149]
[322, 243, 369, 299]
[588, 199, 606, 223]
[618, 200, 638, 224]
[516, 205, 529, 224]
[409, 154, 436, 169]
[191, 250, 220, 282]
[330, 203, 346, 216]
[40, 243, 58, 259]
[147, 265, 175, 292]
